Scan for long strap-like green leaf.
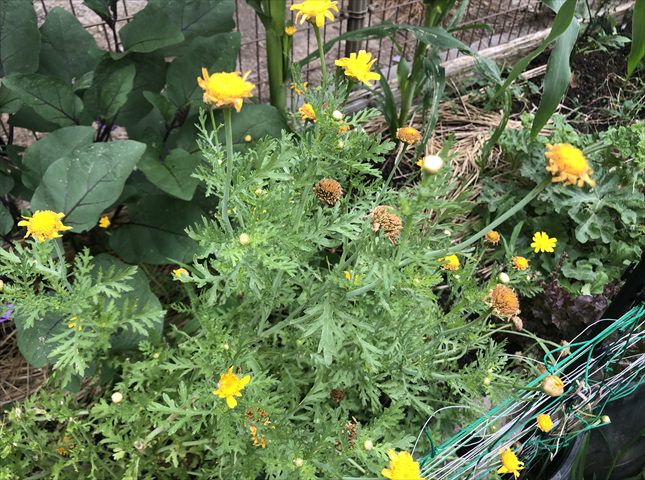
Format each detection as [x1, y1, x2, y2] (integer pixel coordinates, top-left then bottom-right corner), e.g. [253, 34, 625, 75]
[627, 0, 645, 76]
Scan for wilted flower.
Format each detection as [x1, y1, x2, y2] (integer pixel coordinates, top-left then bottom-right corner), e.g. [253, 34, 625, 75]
[485, 284, 520, 318]
[545, 143, 595, 188]
[98, 215, 111, 229]
[511, 256, 529, 271]
[381, 450, 424, 480]
[332, 110, 343, 120]
[335, 50, 381, 86]
[18, 210, 72, 242]
[369, 206, 402, 244]
[293, 457, 305, 467]
[364, 439, 374, 450]
[497, 447, 524, 479]
[531, 231, 557, 253]
[484, 230, 501, 245]
[601, 415, 611, 424]
[536, 413, 553, 433]
[213, 367, 251, 409]
[299, 103, 317, 122]
[291, 0, 339, 27]
[314, 178, 343, 206]
[396, 126, 421, 145]
[542, 375, 565, 397]
[439, 254, 460, 271]
[197, 69, 255, 112]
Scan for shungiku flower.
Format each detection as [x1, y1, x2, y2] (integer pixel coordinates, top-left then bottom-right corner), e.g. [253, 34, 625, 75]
[98, 215, 110, 228]
[369, 206, 402, 244]
[381, 449, 424, 480]
[485, 284, 520, 318]
[197, 68, 255, 112]
[299, 103, 317, 122]
[417, 154, 444, 174]
[536, 413, 554, 433]
[542, 375, 565, 397]
[314, 178, 343, 206]
[284, 25, 297, 36]
[291, 0, 339, 27]
[497, 447, 524, 479]
[396, 126, 421, 145]
[18, 210, 72, 242]
[512, 256, 529, 271]
[172, 268, 189, 280]
[335, 50, 381, 86]
[213, 367, 251, 409]
[531, 231, 557, 253]
[439, 254, 460, 271]
[485, 230, 501, 245]
[545, 143, 595, 188]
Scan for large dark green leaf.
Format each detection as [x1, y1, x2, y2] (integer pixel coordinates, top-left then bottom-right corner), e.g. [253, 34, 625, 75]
[139, 148, 201, 201]
[15, 311, 65, 368]
[83, 0, 117, 23]
[2, 74, 85, 127]
[31, 140, 146, 232]
[119, 4, 184, 53]
[0, 0, 40, 75]
[84, 59, 136, 122]
[21, 125, 95, 190]
[217, 104, 288, 146]
[628, 0, 645, 76]
[0, 203, 13, 235]
[110, 194, 203, 264]
[165, 33, 240, 107]
[154, 0, 235, 41]
[38, 7, 102, 84]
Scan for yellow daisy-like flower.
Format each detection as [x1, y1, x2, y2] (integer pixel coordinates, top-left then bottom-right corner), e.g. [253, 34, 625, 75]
[497, 447, 524, 479]
[213, 367, 251, 409]
[172, 268, 189, 280]
[381, 449, 424, 480]
[98, 215, 110, 229]
[511, 256, 529, 271]
[299, 103, 317, 122]
[439, 254, 460, 271]
[542, 375, 565, 397]
[18, 210, 72, 242]
[530, 231, 557, 253]
[335, 50, 382, 87]
[291, 0, 339, 28]
[396, 126, 421, 145]
[536, 413, 554, 433]
[197, 68, 255, 112]
[484, 230, 501, 245]
[284, 25, 297, 36]
[545, 143, 595, 188]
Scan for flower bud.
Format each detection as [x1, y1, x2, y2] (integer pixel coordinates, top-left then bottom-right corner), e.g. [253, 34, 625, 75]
[337, 140, 344, 149]
[254, 187, 264, 196]
[601, 415, 611, 424]
[239, 233, 250, 245]
[244, 134, 252, 142]
[293, 458, 304, 468]
[541, 375, 565, 397]
[111, 392, 123, 404]
[483, 377, 491, 386]
[498, 272, 510, 284]
[511, 316, 523, 332]
[417, 154, 444, 174]
[363, 439, 374, 451]
[332, 110, 343, 121]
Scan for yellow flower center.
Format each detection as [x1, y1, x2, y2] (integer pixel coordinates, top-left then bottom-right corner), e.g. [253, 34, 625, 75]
[545, 143, 596, 188]
[284, 25, 297, 36]
[18, 210, 72, 242]
[290, 0, 339, 28]
[335, 50, 382, 87]
[381, 450, 424, 480]
[197, 69, 255, 112]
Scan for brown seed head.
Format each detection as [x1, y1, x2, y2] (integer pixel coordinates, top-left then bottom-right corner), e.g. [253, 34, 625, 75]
[369, 205, 402, 244]
[485, 284, 521, 318]
[314, 178, 343, 206]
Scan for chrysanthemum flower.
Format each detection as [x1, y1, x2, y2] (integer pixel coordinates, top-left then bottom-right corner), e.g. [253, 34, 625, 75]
[530, 231, 557, 253]
[381, 449, 424, 480]
[290, 81, 309, 94]
[197, 69, 255, 112]
[291, 0, 339, 27]
[299, 103, 316, 122]
[485, 284, 520, 318]
[542, 375, 565, 397]
[18, 210, 72, 242]
[284, 25, 297, 36]
[213, 367, 251, 409]
[485, 230, 501, 245]
[98, 216, 110, 229]
[172, 268, 189, 280]
[314, 178, 343, 206]
[536, 413, 554, 432]
[545, 143, 595, 188]
[396, 126, 421, 145]
[497, 447, 524, 479]
[335, 50, 381, 86]
[417, 154, 444, 174]
[511, 256, 529, 271]
[369, 206, 403, 244]
[439, 254, 460, 271]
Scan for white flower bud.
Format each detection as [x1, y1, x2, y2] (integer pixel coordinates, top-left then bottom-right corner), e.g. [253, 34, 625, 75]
[239, 233, 250, 245]
[363, 439, 374, 451]
[601, 415, 611, 424]
[293, 458, 304, 467]
[498, 272, 510, 284]
[419, 155, 444, 174]
[332, 110, 343, 121]
[483, 377, 491, 386]
[111, 392, 123, 404]
[337, 140, 344, 149]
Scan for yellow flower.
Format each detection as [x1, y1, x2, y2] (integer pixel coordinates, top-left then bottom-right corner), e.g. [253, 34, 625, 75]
[291, 0, 339, 28]
[497, 447, 524, 479]
[439, 254, 460, 271]
[67, 315, 81, 331]
[542, 375, 565, 397]
[530, 231, 557, 253]
[381, 449, 424, 480]
[244, 134, 252, 142]
[335, 50, 381, 87]
[290, 81, 309, 94]
[536, 413, 554, 433]
[98, 215, 110, 229]
[172, 268, 189, 280]
[338, 123, 351, 134]
[284, 25, 297, 36]
[213, 367, 251, 409]
[344, 271, 352, 281]
[485, 284, 521, 318]
[197, 68, 255, 112]
[18, 210, 72, 242]
[484, 230, 501, 245]
[545, 143, 595, 188]
[511, 256, 529, 271]
[396, 126, 421, 145]
[299, 103, 317, 122]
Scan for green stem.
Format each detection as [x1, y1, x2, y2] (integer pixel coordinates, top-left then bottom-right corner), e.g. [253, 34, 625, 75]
[264, 0, 287, 116]
[221, 108, 234, 235]
[52, 239, 71, 290]
[313, 25, 327, 85]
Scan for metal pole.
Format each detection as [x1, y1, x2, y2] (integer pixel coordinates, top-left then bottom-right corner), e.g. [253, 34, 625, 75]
[345, 0, 369, 55]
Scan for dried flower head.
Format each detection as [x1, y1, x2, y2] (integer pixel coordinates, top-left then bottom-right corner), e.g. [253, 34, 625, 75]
[18, 210, 72, 242]
[335, 50, 381, 86]
[291, 0, 339, 27]
[314, 178, 343, 206]
[197, 69, 255, 111]
[396, 126, 421, 145]
[536, 413, 553, 433]
[511, 315, 523, 331]
[369, 206, 402, 244]
[545, 143, 595, 188]
[541, 375, 565, 397]
[485, 284, 521, 318]
[330, 388, 345, 404]
[381, 450, 424, 480]
[299, 102, 316, 122]
[497, 447, 524, 479]
[484, 230, 501, 245]
[511, 256, 529, 271]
